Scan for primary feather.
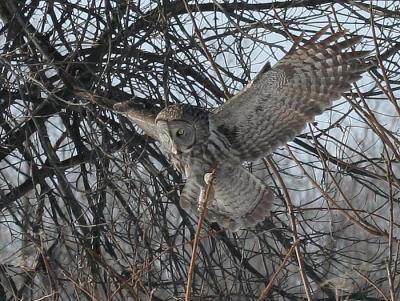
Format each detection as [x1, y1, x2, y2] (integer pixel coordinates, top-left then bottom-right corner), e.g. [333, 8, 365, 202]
[213, 26, 372, 161]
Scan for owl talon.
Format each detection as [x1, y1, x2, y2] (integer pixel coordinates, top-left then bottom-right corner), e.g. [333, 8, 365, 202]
[197, 185, 215, 213]
[197, 187, 205, 211]
[203, 172, 214, 185]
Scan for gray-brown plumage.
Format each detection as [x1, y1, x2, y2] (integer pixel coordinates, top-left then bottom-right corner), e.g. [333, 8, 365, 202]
[114, 27, 371, 230]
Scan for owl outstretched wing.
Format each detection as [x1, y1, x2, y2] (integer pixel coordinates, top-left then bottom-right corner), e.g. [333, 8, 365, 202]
[213, 26, 372, 161]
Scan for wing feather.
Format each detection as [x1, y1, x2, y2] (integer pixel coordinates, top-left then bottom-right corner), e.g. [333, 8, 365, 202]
[114, 100, 161, 140]
[181, 163, 274, 230]
[213, 28, 372, 161]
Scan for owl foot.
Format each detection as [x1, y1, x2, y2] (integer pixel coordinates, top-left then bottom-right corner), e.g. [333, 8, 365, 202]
[197, 185, 215, 214]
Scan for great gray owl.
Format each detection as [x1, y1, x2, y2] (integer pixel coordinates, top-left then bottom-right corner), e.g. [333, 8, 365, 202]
[114, 27, 371, 230]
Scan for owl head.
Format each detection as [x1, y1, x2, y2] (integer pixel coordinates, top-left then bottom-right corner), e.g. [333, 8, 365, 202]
[114, 101, 209, 155]
[155, 104, 209, 155]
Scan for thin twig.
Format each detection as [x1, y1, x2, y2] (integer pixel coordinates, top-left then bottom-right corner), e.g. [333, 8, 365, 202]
[264, 157, 313, 301]
[369, 2, 400, 116]
[306, 125, 389, 237]
[181, 0, 231, 99]
[286, 144, 392, 239]
[352, 267, 390, 301]
[257, 240, 299, 301]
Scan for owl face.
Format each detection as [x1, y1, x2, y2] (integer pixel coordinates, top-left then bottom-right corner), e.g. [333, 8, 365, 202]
[157, 120, 196, 154]
[155, 105, 210, 155]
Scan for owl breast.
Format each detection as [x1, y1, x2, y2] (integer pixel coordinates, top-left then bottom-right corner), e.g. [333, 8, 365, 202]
[172, 126, 239, 188]
[170, 143, 214, 185]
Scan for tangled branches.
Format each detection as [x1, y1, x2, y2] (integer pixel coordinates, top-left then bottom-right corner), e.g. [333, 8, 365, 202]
[0, 1, 399, 300]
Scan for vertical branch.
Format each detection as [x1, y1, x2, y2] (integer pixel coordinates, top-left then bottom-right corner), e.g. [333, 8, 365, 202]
[384, 147, 396, 301]
[185, 169, 216, 301]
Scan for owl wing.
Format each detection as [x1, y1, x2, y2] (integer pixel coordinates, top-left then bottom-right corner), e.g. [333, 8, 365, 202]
[209, 163, 274, 230]
[114, 100, 161, 140]
[180, 163, 273, 231]
[212, 27, 372, 161]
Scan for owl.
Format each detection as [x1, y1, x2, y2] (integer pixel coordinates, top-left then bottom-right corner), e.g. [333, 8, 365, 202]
[114, 27, 371, 230]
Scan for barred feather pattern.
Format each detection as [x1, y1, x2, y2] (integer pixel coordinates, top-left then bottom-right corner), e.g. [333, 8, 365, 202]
[213, 26, 372, 161]
[114, 27, 371, 231]
[180, 163, 273, 230]
[159, 109, 274, 230]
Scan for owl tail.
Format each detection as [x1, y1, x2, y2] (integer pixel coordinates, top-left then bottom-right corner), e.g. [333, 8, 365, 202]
[180, 164, 274, 231]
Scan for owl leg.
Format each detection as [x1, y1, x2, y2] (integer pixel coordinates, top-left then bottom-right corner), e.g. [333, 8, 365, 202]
[180, 167, 273, 231]
[180, 178, 235, 226]
[197, 173, 237, 228]
[180, 179, 220, 221]
[179, 180, 200, 214]
[197, 186, 206, 211]
[197, 174, 214, 212]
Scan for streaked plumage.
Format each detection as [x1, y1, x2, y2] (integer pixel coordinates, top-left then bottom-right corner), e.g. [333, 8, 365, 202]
[114, 27, 372, 230]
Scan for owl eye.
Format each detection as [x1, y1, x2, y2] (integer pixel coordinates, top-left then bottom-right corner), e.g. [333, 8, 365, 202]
[176, 128, 185, 137]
